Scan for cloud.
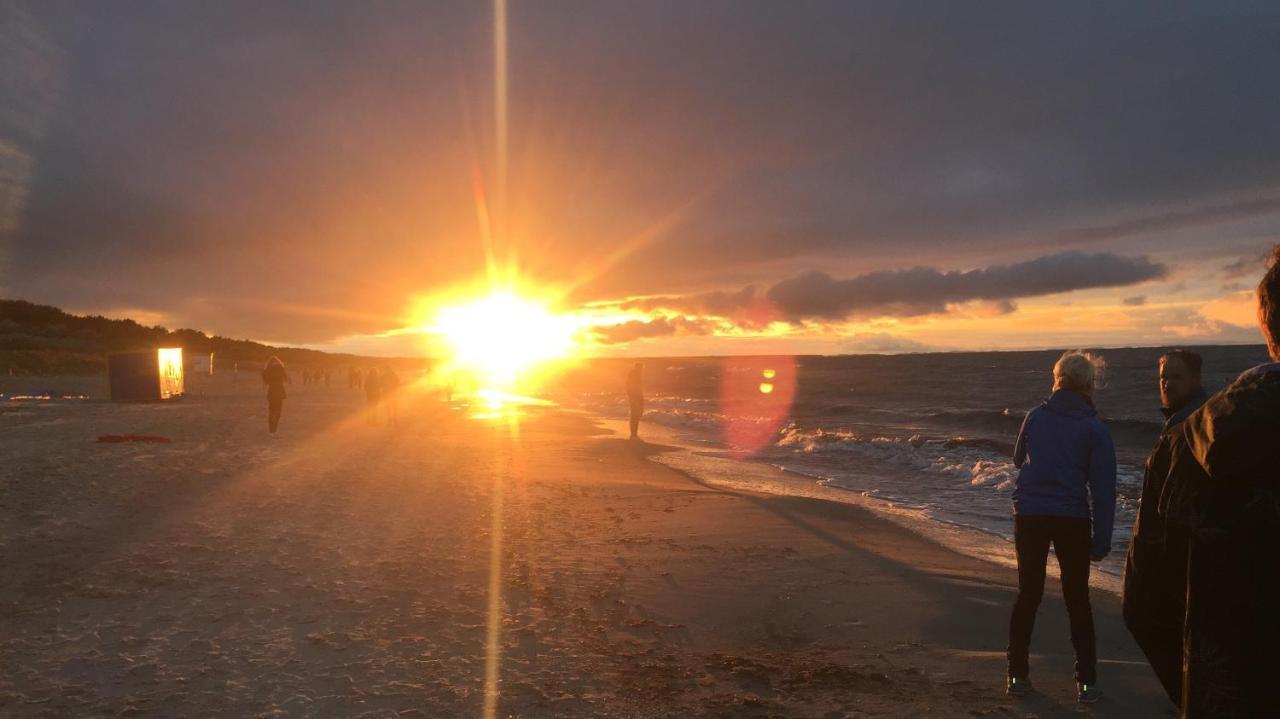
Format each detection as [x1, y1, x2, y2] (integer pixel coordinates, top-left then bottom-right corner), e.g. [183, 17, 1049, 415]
[594, 251, 1165, 339]
[1222, 250, 1273, 279]
[1159, 312, 1257, 341]
[942, 299, 1018, 318]
[1123, 295, 1146, 306]
[837, 332, 933, 355]
[1144, 298, 1263, 344]
[762, 251, 1165, 321]
[617, 286, 778, 329]
[591, 316, 720, 345]
[604, 251, 1164, 328]
[1056, 197, 1280, 245]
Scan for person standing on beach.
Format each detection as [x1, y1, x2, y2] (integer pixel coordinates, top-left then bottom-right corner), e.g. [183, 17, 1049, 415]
[261, 356, 290, 435]
[1006, 350, 1115, 704]
[626, 362, 644, 439]
[1134, 246, 1280, 717]
[1122, 349, 1208, 706]
[364, 367, 382, 425]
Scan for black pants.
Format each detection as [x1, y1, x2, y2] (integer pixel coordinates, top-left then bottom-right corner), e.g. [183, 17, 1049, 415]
[1007, 514, 1097, 684]
[629, 397, 643, 438]
[268, 397, 283, 433]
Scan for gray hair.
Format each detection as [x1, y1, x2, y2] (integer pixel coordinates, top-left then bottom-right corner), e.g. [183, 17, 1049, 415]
[1053, 350, 1106, 393]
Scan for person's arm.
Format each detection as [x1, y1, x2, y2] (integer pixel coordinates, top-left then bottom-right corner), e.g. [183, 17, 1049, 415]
[1013, 409, 1033, 468]
[1088, 422, 1118, 560]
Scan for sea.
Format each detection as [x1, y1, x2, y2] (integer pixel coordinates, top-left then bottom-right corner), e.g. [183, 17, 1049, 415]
[554, 345, 1272, 579]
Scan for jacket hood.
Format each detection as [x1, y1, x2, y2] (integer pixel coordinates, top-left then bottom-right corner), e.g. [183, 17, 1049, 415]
[1181, 367, 1280, 483]
[1044, 389, 1097, 419]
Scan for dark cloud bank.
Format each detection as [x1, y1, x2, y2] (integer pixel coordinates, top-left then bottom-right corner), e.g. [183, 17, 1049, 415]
[604, 251, 1166, 340]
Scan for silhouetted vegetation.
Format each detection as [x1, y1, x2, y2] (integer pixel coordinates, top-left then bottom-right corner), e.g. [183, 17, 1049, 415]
[0, 299, 424, 376]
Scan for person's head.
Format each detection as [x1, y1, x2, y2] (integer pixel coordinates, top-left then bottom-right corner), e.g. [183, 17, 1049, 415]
[1259, 244, 1280, 361]
[1053, 350, 1103, 396]
[1162, 347, 1198, 409]
[632, 362, 642, 374]
[267, 356, 283, 369]
[1159, 350, 1203, 410]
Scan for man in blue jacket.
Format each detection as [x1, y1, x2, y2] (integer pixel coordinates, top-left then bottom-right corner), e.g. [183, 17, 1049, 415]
[1006, 351, 1117, 704]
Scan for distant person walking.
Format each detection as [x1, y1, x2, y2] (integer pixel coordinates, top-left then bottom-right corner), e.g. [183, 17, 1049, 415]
[363, 367, 382, 425]
[261, 356, 290, 435]
[1122, 349, 1209, 707]
[626, 362, 644, 439]
[1006, 351, 1116, 704]
[1130, 246, 1280, 717]
[381, 367, 400, 427]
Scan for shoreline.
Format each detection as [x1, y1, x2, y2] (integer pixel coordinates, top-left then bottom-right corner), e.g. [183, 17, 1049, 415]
[601, 415, 1125, 597]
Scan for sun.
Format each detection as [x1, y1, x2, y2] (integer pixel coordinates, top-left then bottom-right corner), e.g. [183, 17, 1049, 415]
[431, 290, 579, 387]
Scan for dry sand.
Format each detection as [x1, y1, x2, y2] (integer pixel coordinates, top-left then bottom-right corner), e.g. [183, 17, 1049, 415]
[1, 373, 1173, 718]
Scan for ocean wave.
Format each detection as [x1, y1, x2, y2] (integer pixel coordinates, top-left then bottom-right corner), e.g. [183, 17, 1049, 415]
[919, 408, 1026, 432]
[775, 424, 1006, 455]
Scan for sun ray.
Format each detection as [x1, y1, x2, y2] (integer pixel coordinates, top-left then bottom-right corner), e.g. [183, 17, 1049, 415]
[482, 4, 509, 718]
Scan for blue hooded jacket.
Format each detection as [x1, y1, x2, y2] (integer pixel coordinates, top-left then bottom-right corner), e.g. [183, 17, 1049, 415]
[1012, 389, 1117, 558]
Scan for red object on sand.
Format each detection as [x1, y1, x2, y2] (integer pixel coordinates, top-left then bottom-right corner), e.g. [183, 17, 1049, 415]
[96, 434, 173, 444]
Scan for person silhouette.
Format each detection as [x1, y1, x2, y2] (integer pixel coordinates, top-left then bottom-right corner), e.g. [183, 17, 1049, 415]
[626, 362, 644, 439]
[261, 356, 290, 435]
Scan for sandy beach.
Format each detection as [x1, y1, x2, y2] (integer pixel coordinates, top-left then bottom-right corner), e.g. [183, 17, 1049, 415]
[1, 373, 1173, 718]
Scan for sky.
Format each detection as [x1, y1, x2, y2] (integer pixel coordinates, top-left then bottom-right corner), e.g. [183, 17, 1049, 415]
[3, 0, 1279, 357]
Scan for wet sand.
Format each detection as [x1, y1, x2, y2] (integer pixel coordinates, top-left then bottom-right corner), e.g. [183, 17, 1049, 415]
[1, 373, 1172, 717]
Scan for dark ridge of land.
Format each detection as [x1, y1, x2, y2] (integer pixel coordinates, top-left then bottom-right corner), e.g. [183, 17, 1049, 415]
[0, 298, 425, 375]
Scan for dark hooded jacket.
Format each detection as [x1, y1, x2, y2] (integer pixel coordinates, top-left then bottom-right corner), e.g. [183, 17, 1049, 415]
[1122, 389, 1208, 705]
[262, 363, 288, 401]
[1146, 366, 1280, 717]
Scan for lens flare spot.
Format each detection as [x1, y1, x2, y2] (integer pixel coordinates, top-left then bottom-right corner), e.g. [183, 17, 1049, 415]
[720, 356, 797, 457]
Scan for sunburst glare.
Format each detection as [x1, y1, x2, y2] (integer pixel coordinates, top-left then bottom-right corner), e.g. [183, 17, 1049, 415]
[427, 289, 580, 391]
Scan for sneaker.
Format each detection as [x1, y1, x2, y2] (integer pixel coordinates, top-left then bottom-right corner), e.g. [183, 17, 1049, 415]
[1006, 676, 1032, 697]
[1077, 683, 1102, 704]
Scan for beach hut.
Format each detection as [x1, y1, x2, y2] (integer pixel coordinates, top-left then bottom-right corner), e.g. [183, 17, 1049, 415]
[107, 348, 185, 401]
[188, 352, 214, 375]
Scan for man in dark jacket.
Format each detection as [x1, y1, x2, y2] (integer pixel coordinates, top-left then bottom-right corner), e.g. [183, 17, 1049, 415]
[1158, 350, 1209, 430]
[1131, 246, 1280, 717]
[1122, 349, 1209, 705]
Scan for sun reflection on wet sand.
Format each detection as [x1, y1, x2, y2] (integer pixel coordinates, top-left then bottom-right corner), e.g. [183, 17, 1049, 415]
[468, 387, 555, 421]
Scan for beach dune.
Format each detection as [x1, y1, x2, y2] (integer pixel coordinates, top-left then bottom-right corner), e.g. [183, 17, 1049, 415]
[0, 373, 1170, 717]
